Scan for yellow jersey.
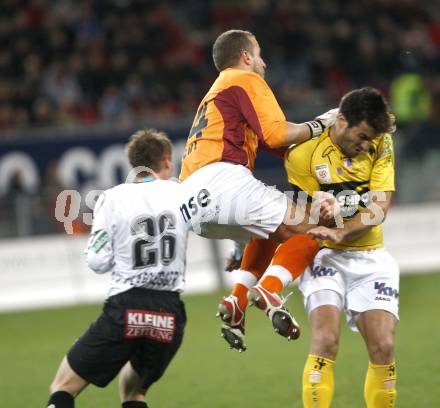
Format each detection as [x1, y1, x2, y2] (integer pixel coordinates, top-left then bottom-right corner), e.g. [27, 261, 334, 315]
[285, 129, 395, 250]
[180, 68, 287, 180]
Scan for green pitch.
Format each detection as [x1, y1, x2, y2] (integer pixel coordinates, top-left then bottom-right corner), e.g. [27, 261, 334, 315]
[1, 272, 439, 407]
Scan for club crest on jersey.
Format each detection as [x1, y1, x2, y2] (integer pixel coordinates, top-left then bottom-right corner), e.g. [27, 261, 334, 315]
[315, 164, 331, 183]
[124, 310, 176, 343]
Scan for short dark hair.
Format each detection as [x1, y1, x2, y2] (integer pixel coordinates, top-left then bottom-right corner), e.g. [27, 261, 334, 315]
[212, 29, 254, 72]
[125, 128, 172, 173]
[339, 87, 391, 134]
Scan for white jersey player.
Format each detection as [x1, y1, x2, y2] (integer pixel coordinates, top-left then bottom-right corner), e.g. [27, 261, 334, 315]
[47, 129, 188, 408]
[86, 178, 188, 297]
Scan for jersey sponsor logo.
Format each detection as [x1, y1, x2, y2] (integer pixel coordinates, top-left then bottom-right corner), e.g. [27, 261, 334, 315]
[125, 310, 176, 343]
[315, 164, 331, 183]
[336, 190, 370, 217]
[321, 182, 370, 218]
[374, 281, 399, 299]
[179, 188, 211, 222]
[311, 265, 338, 278]
[337, 191, 369, 208]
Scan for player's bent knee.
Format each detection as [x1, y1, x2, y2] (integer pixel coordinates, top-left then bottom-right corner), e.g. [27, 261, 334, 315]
[368, 337, 395, 364]
[49, 358, 89, 397]
[119, 382, 147, 401]
[312, 330, 339, 359]
[119, 363, 148, 401]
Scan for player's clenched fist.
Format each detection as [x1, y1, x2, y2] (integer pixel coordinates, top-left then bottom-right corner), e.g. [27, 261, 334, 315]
[312, 191, 340, 222]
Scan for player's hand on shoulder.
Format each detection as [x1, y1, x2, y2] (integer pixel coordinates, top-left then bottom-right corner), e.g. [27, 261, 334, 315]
[315, 108, 338, 130]
[305, 108, 338, 138]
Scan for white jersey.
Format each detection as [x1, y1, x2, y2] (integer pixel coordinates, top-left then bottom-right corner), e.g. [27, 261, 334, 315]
[86, 179, 189, 297]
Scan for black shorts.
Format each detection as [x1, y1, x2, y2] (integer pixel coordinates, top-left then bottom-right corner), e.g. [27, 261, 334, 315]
[67, 287, 186, 388]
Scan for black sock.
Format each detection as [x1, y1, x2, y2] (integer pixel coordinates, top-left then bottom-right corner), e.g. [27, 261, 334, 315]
[47, 391, 74, 408]
[122, 402, 148, 408]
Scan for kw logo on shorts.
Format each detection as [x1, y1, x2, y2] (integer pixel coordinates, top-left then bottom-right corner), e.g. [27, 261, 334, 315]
[374, 282, 399, 300]
[125, 310, 176, 343]
[311, 265, 338, 278]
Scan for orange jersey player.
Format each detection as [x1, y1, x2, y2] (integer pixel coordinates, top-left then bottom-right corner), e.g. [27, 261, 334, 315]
[180, 67, 287, 179]
[178, 29, 339, 352]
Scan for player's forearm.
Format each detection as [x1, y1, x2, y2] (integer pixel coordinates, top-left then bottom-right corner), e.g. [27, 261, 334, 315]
[284, 122, 313, 146]
[284, 109, 338, 146]
[86, 249, 114, 273]
[308, 192, 392, 243]
[336, 213, 376, 241]
[337, 193, 391, 241]
[283, 207, 332, 234]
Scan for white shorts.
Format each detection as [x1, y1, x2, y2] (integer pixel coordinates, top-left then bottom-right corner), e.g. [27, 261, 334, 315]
[298, 247, 400, 331]
[179, 162, 288, 242]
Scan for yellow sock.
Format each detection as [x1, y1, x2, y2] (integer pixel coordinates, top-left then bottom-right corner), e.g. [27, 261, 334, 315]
[364, 361, 397, 408]
[303, 354, 335, 408]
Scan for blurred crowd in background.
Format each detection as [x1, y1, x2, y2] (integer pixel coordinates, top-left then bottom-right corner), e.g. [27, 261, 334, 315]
[1, 0, 440, 152]
[1, 0, 440, 237]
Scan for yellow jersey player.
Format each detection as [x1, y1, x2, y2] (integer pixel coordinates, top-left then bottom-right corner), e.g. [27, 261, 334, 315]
[284, 87, 398, 408]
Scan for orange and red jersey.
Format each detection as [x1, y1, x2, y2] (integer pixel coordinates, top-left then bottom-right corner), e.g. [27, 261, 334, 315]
[179, 68, 287, 180]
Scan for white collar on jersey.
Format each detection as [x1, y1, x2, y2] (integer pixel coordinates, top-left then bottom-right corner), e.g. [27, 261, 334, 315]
[134, 176, 156, 183]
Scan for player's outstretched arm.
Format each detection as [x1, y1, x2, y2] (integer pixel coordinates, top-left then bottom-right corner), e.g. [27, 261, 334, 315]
[284, 108, 338, 146]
